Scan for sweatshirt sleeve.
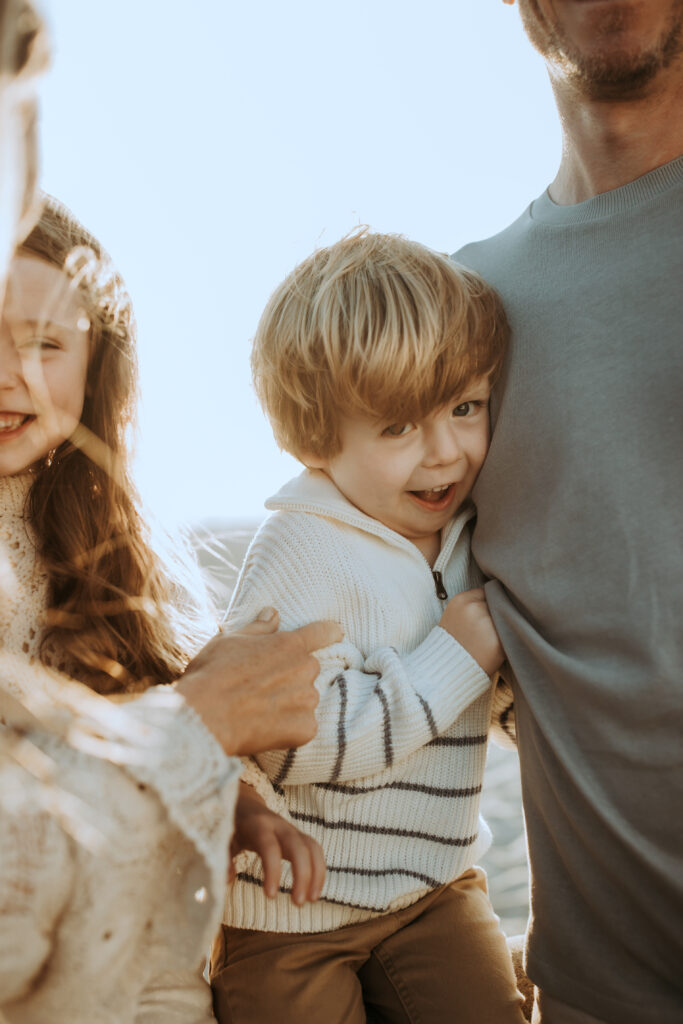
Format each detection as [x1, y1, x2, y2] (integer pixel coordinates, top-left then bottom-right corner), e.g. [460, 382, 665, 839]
[224, 514, 492, 785]
[257, 631, 490, 784]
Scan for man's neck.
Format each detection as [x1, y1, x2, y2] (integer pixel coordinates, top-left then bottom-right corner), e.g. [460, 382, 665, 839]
[548, 66, 683, 205]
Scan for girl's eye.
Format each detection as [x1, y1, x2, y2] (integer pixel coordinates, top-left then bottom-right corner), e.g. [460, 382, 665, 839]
[19, 337, 60, 352]
[382, 422, 415, 437]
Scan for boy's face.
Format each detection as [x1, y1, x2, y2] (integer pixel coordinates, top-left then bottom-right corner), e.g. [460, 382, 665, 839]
[308, 376, 491, 558]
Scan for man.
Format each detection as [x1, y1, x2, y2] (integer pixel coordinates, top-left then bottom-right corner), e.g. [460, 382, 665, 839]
[455, 2, 683, 1022]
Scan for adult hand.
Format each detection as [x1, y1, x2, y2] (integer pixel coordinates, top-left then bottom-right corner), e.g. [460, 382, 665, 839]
[439, 588, 504, 677]
[229, 782, 325, 905]
[176, 609, 343, 756]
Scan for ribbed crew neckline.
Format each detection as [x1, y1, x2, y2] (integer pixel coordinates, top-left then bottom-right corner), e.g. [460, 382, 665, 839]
[530, 154, 683, 226]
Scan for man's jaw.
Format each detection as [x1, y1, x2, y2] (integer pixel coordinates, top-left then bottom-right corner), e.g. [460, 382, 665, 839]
[526, 0, 683, 101]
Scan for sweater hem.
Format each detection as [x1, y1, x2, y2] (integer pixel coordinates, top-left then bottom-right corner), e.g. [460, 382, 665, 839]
[224, 880, 433, 934]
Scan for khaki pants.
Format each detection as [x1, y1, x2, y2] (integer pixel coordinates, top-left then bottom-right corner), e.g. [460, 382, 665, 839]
[211, 866, 526, 1024]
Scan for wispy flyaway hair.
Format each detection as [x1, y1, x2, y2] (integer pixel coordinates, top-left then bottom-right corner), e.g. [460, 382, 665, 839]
[251, 229, 508, 459]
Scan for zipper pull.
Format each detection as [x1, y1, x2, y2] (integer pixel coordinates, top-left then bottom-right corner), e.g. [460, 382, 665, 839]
[432, 570, 448, 601]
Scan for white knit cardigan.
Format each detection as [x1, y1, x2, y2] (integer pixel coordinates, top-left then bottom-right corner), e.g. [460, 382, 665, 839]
[224, 469, 498, 934]
[0, 473, 239, 1024]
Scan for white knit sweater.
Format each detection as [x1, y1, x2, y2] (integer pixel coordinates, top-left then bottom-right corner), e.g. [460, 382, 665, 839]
[224, 469, 497, 934]
[0, 473, 240, 1023]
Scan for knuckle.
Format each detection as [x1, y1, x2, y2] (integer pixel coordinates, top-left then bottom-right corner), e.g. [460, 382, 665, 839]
[306, 686, 320, 708]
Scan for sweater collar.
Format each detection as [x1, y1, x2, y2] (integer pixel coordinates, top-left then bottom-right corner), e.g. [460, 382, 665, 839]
[530, 153, 683, 226]
[0, 472, 33, 521]
[265, 468, 474, 567]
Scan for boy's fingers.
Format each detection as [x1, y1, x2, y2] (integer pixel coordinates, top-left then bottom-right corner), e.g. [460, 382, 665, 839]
[308, 838, 326, 902]
[280, 832, 325, 905]
[258, 837, 283, 899]
[293, 619, 344, 653]
[285, 836, 313, 907]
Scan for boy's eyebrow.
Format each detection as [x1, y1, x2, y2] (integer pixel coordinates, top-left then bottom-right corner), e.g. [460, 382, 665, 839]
[451, 379, 492, 399]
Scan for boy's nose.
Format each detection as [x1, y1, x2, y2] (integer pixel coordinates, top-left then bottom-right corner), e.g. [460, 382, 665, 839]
[423, 424, 463, 467]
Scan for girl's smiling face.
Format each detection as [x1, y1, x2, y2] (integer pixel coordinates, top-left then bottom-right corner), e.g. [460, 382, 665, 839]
[0, 254, 90, 477]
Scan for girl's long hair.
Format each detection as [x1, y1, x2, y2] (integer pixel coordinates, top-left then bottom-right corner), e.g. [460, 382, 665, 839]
[20, 196, 206, 693]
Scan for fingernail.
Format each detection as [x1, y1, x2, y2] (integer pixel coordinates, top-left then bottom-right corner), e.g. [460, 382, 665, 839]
[257, 607, 277, 622]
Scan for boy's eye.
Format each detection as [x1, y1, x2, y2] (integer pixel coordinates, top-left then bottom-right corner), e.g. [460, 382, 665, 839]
[452, 400, 484, 418]
[382, 422, 415, 437]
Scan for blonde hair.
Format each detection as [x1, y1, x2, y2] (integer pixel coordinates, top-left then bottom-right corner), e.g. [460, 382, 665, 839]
[252, 230, 508, 460]
[20, 196, 207, 694]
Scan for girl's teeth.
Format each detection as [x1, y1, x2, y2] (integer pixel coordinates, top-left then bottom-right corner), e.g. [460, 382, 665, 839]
[0, 414, 28, 431]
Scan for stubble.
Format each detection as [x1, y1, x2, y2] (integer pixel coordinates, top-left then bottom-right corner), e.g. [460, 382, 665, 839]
[518, 0, 683, 100]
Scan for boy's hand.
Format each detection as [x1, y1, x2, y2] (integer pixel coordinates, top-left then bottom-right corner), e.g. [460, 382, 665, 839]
[438, 588, 504, 677]
[177, 609, 343, 756]
[230, 782, 326, 905]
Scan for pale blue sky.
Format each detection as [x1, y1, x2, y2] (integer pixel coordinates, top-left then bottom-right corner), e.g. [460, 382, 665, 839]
[39, 1, 560, 523]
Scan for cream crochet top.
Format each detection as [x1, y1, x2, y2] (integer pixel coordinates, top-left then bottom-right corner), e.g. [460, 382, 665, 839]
[0, 474, 240, 1023]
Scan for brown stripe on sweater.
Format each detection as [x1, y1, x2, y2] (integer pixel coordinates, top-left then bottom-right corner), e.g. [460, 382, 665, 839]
[416, 692, 438, 739]
[273, 747, 297, 786]
[374, 682, 393, 767]
[289, 810, 479, 847]
[234, 872, 437, 914]
[329, 674, 347, 782]
[326, 864, 443, 888]
[426, 733, 487, 748]
[315, 780, 482, 798]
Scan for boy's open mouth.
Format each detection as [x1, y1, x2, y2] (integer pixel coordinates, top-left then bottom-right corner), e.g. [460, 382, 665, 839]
[408, 483, 456, 510]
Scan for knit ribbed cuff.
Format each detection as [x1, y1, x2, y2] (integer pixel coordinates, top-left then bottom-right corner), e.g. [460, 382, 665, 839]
[403, 627, 492, 732]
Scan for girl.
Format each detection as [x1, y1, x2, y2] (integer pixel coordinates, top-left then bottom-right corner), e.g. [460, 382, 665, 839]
[2, 196, 202, 693]
[0, 196, 326, 1022]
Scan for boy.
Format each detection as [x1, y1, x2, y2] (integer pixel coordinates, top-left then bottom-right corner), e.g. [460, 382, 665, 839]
[211, 231, 524, 1024]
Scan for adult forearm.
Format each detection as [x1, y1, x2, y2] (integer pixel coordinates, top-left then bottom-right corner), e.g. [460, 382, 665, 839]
[176, 613, 342, 757]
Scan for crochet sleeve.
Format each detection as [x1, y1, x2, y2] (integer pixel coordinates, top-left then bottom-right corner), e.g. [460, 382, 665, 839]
[134, 966, 216, 1023]
[0, 763, 75, 1004]
[0, 659, 240, 1012]
[104, 686, 241, 958]
[225, 519, 492, 785]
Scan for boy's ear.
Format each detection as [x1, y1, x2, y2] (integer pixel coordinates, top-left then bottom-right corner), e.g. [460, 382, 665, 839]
[300, 451, 328, 471]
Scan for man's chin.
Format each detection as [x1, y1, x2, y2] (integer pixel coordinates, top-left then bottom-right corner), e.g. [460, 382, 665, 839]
[520, 0, 683, 101]
[560, 48, 671, 101]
